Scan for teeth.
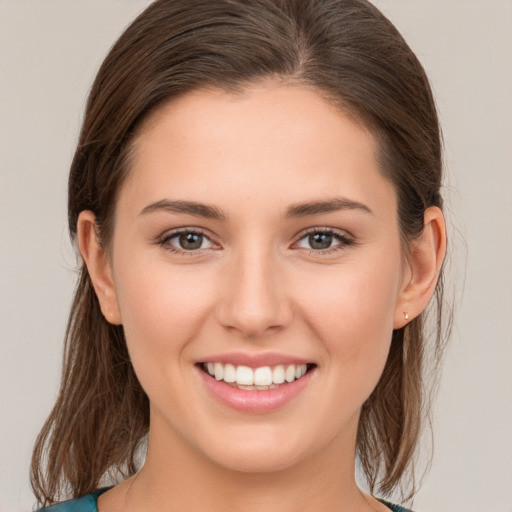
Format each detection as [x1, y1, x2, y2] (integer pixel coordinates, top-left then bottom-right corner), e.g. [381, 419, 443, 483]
[236, 365, 254, 385]
[254, 366, 272, 386]
[272, 365, 285, 384]
[295, 364, 307, 379]
[203, 362, 310, 387]
[223, 363, 236, 383]
[285, 365, 296, 383]
[214, 362, 224, 381]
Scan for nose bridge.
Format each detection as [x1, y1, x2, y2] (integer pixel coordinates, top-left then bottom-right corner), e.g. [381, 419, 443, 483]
[216, 238, 291, 337]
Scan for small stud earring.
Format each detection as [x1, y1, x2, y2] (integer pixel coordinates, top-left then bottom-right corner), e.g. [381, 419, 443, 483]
[404, 312, 410, 320]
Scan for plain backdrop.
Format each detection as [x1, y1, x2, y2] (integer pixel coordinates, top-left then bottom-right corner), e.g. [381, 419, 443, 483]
[1, 1, 511, 511]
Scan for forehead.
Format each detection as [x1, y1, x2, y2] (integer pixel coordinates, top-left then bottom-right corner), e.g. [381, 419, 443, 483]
[137, 83, 373, 161]
[122, 83, 396, 219]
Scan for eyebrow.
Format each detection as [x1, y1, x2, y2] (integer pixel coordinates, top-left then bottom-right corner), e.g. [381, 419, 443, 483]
[139, 199, 227, 220]
[139, 196, 373, 220]
[284, 197, 373, 218]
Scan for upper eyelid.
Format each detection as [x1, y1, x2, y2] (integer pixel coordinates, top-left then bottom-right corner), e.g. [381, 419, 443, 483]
[158, 228, 217, 249]
[298, 226, 351, 237]
[160, 227, 210, 240]
[295, 227, 353, 243]
[158, 226, 352, 253]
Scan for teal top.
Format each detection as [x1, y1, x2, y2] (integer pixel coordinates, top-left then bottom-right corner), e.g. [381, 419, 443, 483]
[37, 488, 414, 512]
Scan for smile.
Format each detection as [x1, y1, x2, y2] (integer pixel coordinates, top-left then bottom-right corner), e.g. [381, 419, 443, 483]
[197, 361, 317, 413]
[201, 362, 311, 390]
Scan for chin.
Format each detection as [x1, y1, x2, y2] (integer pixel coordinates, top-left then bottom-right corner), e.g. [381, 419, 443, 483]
[209, 446, 302, 475]
[198, 427, 309, 474]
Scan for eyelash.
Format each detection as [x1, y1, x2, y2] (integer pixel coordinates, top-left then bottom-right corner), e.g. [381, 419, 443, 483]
[157, 227, 354, 257]
[296, 227, 354, 256]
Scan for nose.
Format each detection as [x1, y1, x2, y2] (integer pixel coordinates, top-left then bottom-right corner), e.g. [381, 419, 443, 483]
[215, 243, 293, 338]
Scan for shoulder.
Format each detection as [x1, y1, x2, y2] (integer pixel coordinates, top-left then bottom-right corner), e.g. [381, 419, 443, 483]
[379, 499, 415, 512]
[377, 498, 413, 512]
[36, 489, 109, 512]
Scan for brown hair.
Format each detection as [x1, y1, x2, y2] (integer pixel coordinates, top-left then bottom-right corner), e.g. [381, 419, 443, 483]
[31, 0, 450, 506]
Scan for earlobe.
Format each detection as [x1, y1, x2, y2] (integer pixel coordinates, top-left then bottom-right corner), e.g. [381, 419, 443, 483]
[77, 211, 122, 325]
[394, 206, 446, 329]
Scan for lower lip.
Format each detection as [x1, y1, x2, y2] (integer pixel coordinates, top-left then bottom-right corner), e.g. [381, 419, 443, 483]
[196, 365, 315, 413]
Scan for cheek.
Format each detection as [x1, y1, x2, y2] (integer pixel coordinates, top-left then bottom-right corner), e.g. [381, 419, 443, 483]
[111, 254, 217, 370]
[310, 278, 398, 428]
[300, 253, 402, 380]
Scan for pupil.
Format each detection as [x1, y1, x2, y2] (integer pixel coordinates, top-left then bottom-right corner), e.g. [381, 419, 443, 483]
[309, 233, 332, 250]
[179, 233, 203, 250]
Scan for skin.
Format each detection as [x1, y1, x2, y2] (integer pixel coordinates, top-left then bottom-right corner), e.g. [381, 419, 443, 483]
[79, 82, 446, 512]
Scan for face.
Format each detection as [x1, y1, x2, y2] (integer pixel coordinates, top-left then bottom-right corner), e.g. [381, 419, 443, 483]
[104, 83, 409, 474]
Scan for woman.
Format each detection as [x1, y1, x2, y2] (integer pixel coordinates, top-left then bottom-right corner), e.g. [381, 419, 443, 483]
[31, 1, 449, 511]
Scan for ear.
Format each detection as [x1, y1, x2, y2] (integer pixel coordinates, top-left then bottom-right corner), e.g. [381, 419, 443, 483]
[77, 211, 122, 325]
[393, 206, 446, 329]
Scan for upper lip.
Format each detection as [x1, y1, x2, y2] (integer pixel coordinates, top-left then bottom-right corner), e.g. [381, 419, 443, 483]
[198, 351, 313, 368]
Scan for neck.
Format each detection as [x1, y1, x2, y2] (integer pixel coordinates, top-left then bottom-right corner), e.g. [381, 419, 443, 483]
[118, 413, 379, 512]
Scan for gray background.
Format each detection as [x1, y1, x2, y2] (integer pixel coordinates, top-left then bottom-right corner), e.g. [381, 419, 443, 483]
[1, 1, 511, 511]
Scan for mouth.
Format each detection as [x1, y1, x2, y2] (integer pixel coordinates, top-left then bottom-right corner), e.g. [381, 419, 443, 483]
[198, 362, 317, 391]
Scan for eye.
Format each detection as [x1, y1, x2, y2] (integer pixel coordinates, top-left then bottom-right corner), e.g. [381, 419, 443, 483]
[159, 229, 216, 253]
[295, 228, 353, 254]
